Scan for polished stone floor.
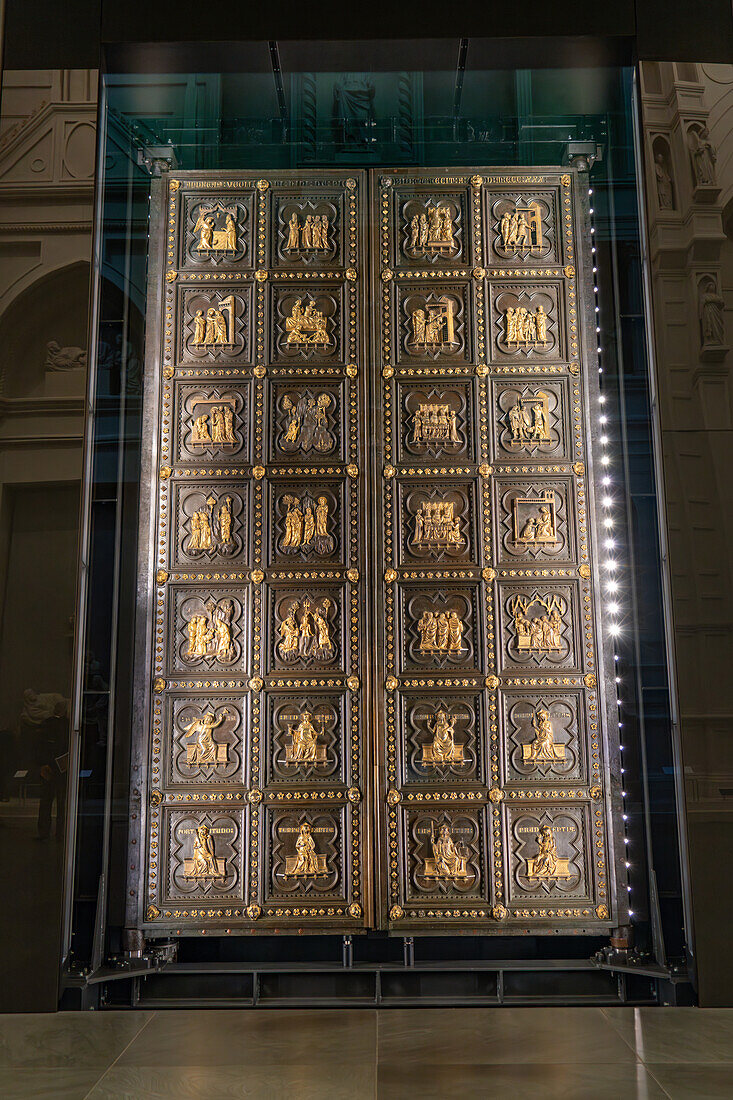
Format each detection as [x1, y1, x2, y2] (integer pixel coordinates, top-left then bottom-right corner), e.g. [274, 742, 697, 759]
[0, 1006, 732, 1098]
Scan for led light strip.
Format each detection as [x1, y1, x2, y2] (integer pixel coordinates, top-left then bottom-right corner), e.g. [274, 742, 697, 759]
[589, 185, 633, 920]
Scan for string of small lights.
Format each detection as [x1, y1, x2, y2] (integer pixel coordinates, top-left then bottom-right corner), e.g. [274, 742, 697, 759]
[589, 184, 633, 921]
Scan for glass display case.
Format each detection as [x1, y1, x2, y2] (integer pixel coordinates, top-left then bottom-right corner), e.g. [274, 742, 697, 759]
[62, 42, 689, 1006]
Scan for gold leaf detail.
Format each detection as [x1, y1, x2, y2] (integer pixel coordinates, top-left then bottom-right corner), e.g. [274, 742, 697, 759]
[485, 675, 500, 690]
[390, 905, 404, 921]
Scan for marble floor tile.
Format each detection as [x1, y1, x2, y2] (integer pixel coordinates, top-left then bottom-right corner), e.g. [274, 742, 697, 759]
[0, 1066, 106, 1099]
[0, 1010, 153, 1070]
[376, 1007, 637, 1064]
[116, 1008, 377, 1068]
[86, 1063, 377, 1100]
[647, 1063, 733, 1099]
[603, 1008, 733, 1063]
[376, 1061, 667, 1100]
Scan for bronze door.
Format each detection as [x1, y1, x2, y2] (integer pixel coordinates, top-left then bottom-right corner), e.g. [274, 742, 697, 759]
[372, 169, 623, 933]
[129, 167, 624, 937]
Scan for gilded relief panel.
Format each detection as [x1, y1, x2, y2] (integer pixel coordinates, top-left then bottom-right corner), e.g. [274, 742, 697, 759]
[175, 284, 253, 365]
[268, 282, 345, 365]
[165, 694, 247, 788]
[487, 281, 563, 362]
[178, 192, 255, 269]
[169, 482, 249, 568]
[492, 475, 575, 565]
[505, 803, 597, 911]
[397, 583, 481, 674]
[399, 693, 484, 785]
[499, 689, 586, 785]
[263, 805, 351, 907]
[172, 381, 251, 466]
[402, 807, 488, 904]
[164, 808, 246, 904]
[395, 478, 479, 567]
[266, 479, 345, 567]
[489, 377, 573, 465]
[484, 189, 561, 266]
[267, 381, 345, 464]
[396, 380, 478, 466]
[265, 692, 347, 786]
[395, 282, 472, 364]
[271, 191, 343, 268]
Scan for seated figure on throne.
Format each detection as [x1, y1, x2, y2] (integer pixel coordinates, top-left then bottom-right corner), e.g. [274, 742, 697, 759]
[432, 824, 469, 878]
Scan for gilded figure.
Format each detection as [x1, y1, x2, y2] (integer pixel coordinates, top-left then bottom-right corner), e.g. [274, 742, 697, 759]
[281, 393, 334, 454]
[507, 392, 551, 446]
[412, 403, 461, 447]
[409, 297, 457, 348]
[278, 596, 335, 664]
[499, 201, 543, 254]
[183, 709, 229, 766]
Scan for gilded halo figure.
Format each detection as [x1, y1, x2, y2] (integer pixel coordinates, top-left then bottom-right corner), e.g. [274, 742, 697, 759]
[429, 709, 457, 764]
[191, 824, 218, 877]
[282, 495, 304, 549]
[183, 709, 228, 765]
[193, 413, 211, 444]
[192, 309, 206, 345]
[286, 212, 300, 250]
[528, 708, 556, 761]
[292, 822, 320, 876]
[432, 824, 468, 878]
[278, 602, 300, 661]
[290, 711, 320, 762]
[532, 825, 558, 877]
[218, 497, 233, 544]
[313, 600, 334, 660]
[224, 214, 236, 251]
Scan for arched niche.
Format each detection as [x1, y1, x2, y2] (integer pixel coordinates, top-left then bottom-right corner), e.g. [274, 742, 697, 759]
[0, 261, 91, 399]
[651, 136, 676, 211]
